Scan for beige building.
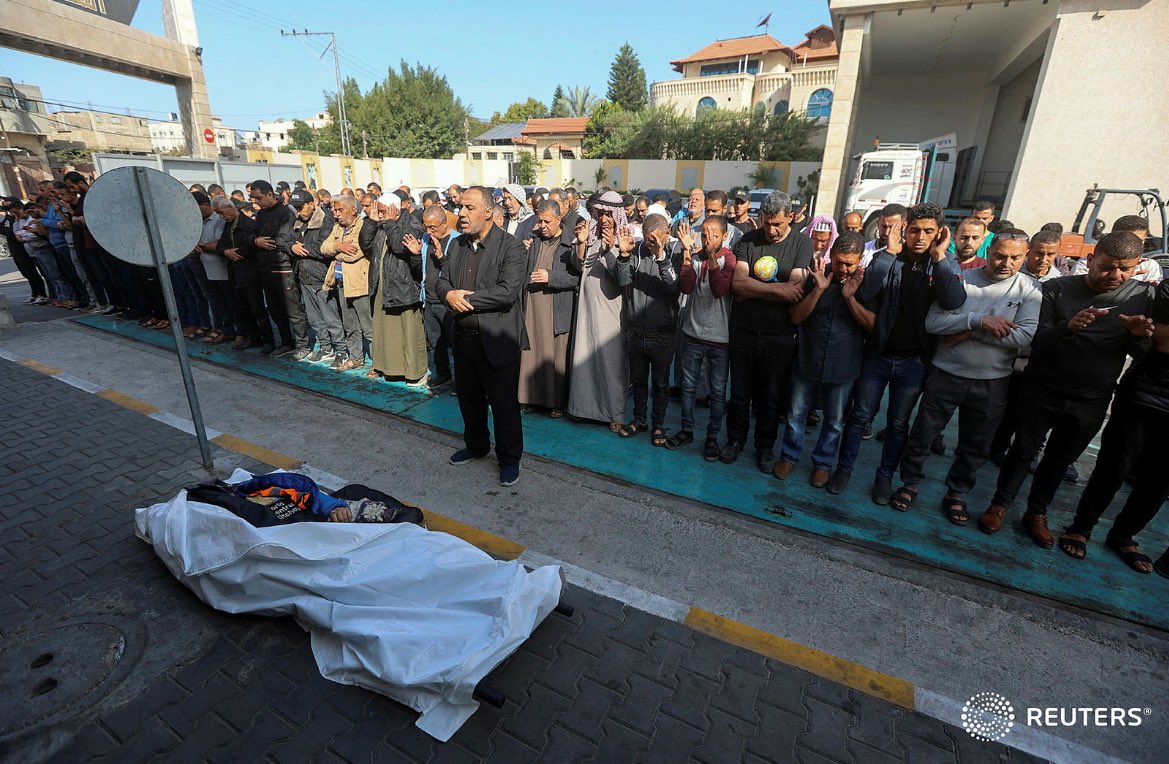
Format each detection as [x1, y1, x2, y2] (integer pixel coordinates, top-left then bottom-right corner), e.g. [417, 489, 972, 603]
[151, 115, 243, 155]
[817, 0, 1169, 231]
[651, 27, 839, 120]
[519, 118, 590, 160]
[253, 112, 332, 152]
[0, 78, 53, 196]
[46, 109, 154, 154]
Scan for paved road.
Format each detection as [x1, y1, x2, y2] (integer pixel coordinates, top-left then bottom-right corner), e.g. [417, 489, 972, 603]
[1, 302, 1166, 760]
[0, 358, 1049, 762]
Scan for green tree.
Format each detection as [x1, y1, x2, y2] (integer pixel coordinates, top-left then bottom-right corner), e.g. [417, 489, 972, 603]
[491, 98, 548, 124]
[606, 43, 648, 112]
[748, 163, 777, 188]
[285, 119, 337, 154]
[557, 86, 598, 118]
[317, 63, 472, 158]
[514, 151, 541, 185]
[549, 85, 570, 118]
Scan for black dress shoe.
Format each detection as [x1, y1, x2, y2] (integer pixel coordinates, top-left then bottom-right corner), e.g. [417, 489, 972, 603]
[719, 439, 743, 464]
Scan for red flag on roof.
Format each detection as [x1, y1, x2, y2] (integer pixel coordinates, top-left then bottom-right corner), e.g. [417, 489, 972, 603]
[756, 13, 772, 28]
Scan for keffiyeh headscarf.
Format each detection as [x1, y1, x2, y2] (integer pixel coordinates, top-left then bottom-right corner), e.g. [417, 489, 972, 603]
[588, 190, 629, 246]
[806, 213, 838, 253]
[504, 183, 533, 222]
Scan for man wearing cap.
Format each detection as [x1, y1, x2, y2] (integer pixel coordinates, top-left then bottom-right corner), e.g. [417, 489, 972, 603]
[249, 179, 310, 358]
[289, 189, 344, 363]
[790, 195, 809, 232]
[729, 190, 757, 234]
[501, 184, 537, 242]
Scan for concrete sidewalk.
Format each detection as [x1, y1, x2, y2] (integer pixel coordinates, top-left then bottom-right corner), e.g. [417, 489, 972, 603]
[0, 358, 1046, 762]
[0, 312, 1165, 761]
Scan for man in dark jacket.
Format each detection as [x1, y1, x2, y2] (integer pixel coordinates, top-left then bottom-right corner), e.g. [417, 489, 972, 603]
[827, 202, 967, 503]
[249, 179, 309, 359]
[289, 189, 343, 363]
[213, 197, 273, 350]
[1059, 275, 1167, 573]
[413, 204, 457, 388]
[614, 212, 680, 444]
[436, 186, 527, 487]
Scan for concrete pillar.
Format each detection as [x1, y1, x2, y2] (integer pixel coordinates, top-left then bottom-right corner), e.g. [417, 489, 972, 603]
[814, 13, 866, 218]
[177, 50, 217, 159]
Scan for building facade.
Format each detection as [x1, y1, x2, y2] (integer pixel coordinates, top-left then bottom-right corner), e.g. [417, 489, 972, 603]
[817, 0, 1169, 232]
[253, 112, 331, 152]
[0, 78, 53, 197]
[651, 28, 839, 121]
[150, 115, 243, 155]
[45, 109, 154, 154]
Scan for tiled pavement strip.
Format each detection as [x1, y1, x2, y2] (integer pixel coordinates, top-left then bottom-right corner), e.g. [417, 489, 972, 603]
[0, 356, 1051, 763]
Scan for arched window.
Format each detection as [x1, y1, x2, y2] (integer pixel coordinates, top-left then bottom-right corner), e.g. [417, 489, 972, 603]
[773, 100, 789, 116]
[696, 96, 717, 115]
[807, 89, 833, 119]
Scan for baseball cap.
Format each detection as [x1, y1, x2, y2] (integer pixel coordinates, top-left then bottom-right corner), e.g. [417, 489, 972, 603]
[732, 189, 750, 203]
[791, 194, 806, 209]
[288, 189, 315, 207]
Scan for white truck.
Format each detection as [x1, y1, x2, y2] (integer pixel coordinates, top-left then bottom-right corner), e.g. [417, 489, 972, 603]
[844, 134, 959, 237]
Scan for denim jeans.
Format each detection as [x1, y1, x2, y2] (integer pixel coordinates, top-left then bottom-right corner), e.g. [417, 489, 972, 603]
[168, 262, 199, 327]
[29, 244, 74, 301]
[51, 241, 88, 305]
[782, 374, 853, 470]
[835, 355, 927, 479]
[678, 337, 729, 441]
[424, 301, 453, 378]
[627, 330, 676, 429]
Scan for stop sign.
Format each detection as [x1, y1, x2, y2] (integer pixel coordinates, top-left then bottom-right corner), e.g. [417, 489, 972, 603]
[203, 128, 215, 143]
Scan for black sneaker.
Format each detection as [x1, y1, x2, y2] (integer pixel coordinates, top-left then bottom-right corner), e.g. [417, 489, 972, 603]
[756, 448, 776, 474]
[258, 343, 277, 355]
[861, 422, 875, 440]
[307, 348, 330, 362]
[290, 347, 312, 362]
[271, 345, 295, 358]
[871, 476, 893, 505]
[719, 439, 743, 465]
[930, 434, 946, 456]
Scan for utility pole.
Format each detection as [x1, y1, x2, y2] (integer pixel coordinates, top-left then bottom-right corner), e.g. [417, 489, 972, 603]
[280, 29, 351, 156]
[361, 129, 368, 158]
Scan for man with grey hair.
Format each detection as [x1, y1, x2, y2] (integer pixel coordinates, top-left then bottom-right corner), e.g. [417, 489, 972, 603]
[320, 194, 372, 371]
[722, 190, 814, 472]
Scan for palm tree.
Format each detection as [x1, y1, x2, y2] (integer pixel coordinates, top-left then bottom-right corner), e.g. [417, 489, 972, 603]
[555, 85, 598, 117]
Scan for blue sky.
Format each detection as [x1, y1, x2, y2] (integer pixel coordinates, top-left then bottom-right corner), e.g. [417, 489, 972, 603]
[1, 0, 829, 129]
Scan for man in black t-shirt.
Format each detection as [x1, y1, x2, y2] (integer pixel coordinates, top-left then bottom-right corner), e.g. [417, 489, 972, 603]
[721, 191, 814, 472]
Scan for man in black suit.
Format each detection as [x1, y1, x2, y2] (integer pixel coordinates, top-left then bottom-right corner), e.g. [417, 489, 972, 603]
[436, 186, 528, 486]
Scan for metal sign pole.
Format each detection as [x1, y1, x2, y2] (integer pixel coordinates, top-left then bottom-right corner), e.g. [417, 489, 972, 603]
[132, 166, 215, 471]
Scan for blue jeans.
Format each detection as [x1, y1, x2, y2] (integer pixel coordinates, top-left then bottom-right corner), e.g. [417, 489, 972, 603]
[835, 355, 927, 479]
[30, 244, 74, 301]
[781, 374, 853, 470]
[678, 337, 729, 441]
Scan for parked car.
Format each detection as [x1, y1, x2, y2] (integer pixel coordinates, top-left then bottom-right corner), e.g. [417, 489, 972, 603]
[748, 188, 779, 215]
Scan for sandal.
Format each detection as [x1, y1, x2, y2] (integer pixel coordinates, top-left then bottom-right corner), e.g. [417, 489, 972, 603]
[1058, 534, 1088, 560]
[618, 422, 647, 438]
[942, 494, 968, 525]
[889, 486, 918, 512]
[1106, 538, 1153, 574]
[549, 409, 565, 419]
[201, 330, 223, 343]
[651, 428, 668, 447]
[664, 431, 692, 450]
[192, 327, 212, 338]
[608, 421, 623, 433]
[703, 439, 720, 461]
[365, 369, 381, 379]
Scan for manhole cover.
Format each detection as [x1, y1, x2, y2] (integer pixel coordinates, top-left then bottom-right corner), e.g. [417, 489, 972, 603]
[0, 622, 129, 736]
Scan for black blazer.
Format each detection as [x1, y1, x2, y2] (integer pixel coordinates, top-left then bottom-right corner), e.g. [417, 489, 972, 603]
[436, 224, 527, 367]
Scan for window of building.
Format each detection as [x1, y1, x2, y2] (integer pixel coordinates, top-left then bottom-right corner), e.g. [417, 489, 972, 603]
[696, 96, 717, 115]
[773, 100, 789, 116]
[503, 153, 514, 162]
[862, 161, 894, 181]
[111, 116, 122, 124]
[0, 86, 14, 110]
[807, 89, 833, 119]
[700, 59, 760, 77]
[487, 152, 498, 160]
[472, 152, 482, 160]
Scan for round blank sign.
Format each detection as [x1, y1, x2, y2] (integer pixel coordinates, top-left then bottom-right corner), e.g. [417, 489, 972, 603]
[85, 166, 203, 267]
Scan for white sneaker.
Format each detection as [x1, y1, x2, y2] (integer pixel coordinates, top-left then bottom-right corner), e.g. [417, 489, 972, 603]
[405, 373, 430, 388]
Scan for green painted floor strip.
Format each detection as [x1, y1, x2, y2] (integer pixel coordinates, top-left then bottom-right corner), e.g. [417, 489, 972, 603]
[76, 314, 1169, 632]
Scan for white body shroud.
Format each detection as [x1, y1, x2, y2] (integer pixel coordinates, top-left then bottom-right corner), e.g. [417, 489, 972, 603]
[134, 469, 562, 741]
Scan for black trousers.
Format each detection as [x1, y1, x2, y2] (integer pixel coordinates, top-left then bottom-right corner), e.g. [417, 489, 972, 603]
[901, 369, 1009, 496]
[260, 270, 308, 349]
[990, 369, 1027, 457]
[453, 331, 523, 467]
[134, 264, 166, 320]
[423, 301, 453, 378]
[9, 241, 47, 298]
[725, 326, 798, 451]
[991, 380, 1109, 516]
[1067, 399, 1169, 543]
[232, 284, 273, 344]
[627, 329, 676, 429]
